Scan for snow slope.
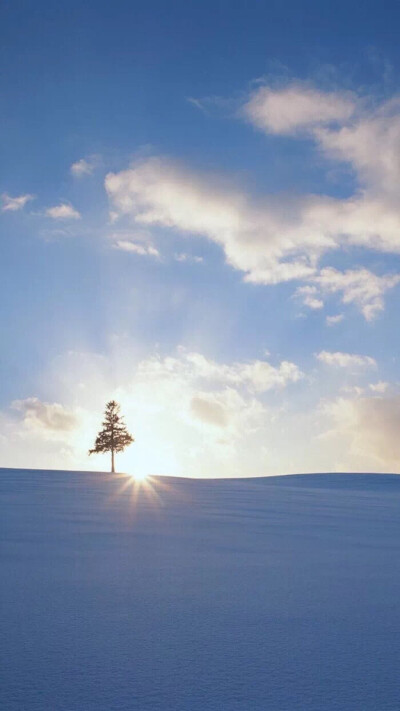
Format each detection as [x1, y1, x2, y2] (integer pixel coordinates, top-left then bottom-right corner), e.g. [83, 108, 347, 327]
[2, 469, 400, 710]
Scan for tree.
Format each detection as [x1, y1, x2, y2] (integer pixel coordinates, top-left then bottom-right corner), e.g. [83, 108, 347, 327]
[89, 400, 134, 473]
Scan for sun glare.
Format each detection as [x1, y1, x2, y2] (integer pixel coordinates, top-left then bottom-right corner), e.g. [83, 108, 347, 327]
[131, 471, 148, 482]
[108, 470, 174, 514]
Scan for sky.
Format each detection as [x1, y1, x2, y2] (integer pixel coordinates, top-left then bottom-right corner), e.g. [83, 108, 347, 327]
[2, 0, 400, 476]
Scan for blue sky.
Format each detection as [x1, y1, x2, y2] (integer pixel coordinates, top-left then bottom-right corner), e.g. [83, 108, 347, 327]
[2, 0, 400, 475]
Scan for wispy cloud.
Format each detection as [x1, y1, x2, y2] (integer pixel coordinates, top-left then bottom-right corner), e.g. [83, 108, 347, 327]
[326, 314, 344, 326]
[70, 156, 97, 177]
[369, 381, 389, 393]
[109, 229, 160, 257]
[174, 253, 204, 264]
[148, 348, 303, 394]
[308, 268, 400, 320]
[316, 351, 376, 369]
[1, 193, 34, 212]
[295, 285, 324, 310]
[114, 240, 160, 257]
[104, 81, 400, 320]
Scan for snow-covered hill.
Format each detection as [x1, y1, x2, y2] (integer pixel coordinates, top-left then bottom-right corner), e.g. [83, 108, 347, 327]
[2, 469, 400, 710]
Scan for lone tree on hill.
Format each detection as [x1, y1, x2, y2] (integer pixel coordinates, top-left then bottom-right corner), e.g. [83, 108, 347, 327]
[89, 400, 134, 473]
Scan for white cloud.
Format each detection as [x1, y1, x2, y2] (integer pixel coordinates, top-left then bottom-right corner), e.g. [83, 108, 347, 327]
[174, 253, 204, 264]
[326, 314, 344, 326]
[293, 267, 398, 320]
[243, 84, 356, 135]
[237, 358, 302, 392]
[114, 241, 160, 257]
[104, 151, 400, 318]
[101, 84, 400, 324]
[109, 229, 160, 258]
[316, 351, 376, 369]
[105, 157, 331, 286]
[242, 83, 400, 258]
[155, 348, 303, 393]
[70, 157, 95, 177]
[295, 285, 324, 310]
[46, 203, 81, 220]
[243, 83, 400, 316]
[312, 267, 400, 321]
[340, 380, 390, 396]
[1, 193, 34, 212]
[315, 100, 400, 198]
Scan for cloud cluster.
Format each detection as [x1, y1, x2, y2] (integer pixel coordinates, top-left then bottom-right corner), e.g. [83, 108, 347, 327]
[4, 344, 400, 475]
[137, 348, 303, 394]
[244, 83, 400, 260]
[3, 81, 400, 323]
[105, 155, 400, 315]
[105, 82, 400, 318]
[297, 268, 400, 320]
[105, 157, 326, 286]
[120, 348, 301, 474]
[0, 346, 304, 476]
[295, 285, 324, 310]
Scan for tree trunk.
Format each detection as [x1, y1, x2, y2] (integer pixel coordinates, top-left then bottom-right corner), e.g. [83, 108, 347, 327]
[111, 448, 115, 474]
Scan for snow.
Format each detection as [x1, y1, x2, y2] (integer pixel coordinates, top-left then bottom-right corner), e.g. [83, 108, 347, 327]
[2, 468, 400, 710]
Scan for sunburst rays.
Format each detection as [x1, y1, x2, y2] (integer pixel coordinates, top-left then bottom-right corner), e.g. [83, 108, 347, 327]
[107, 472, 175, 513]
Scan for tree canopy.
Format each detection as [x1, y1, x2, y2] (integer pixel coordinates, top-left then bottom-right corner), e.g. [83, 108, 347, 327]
[89, 400, 134, 473]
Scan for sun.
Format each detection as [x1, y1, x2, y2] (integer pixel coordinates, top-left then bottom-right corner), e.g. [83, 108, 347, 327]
[131, 471, 148, 482]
